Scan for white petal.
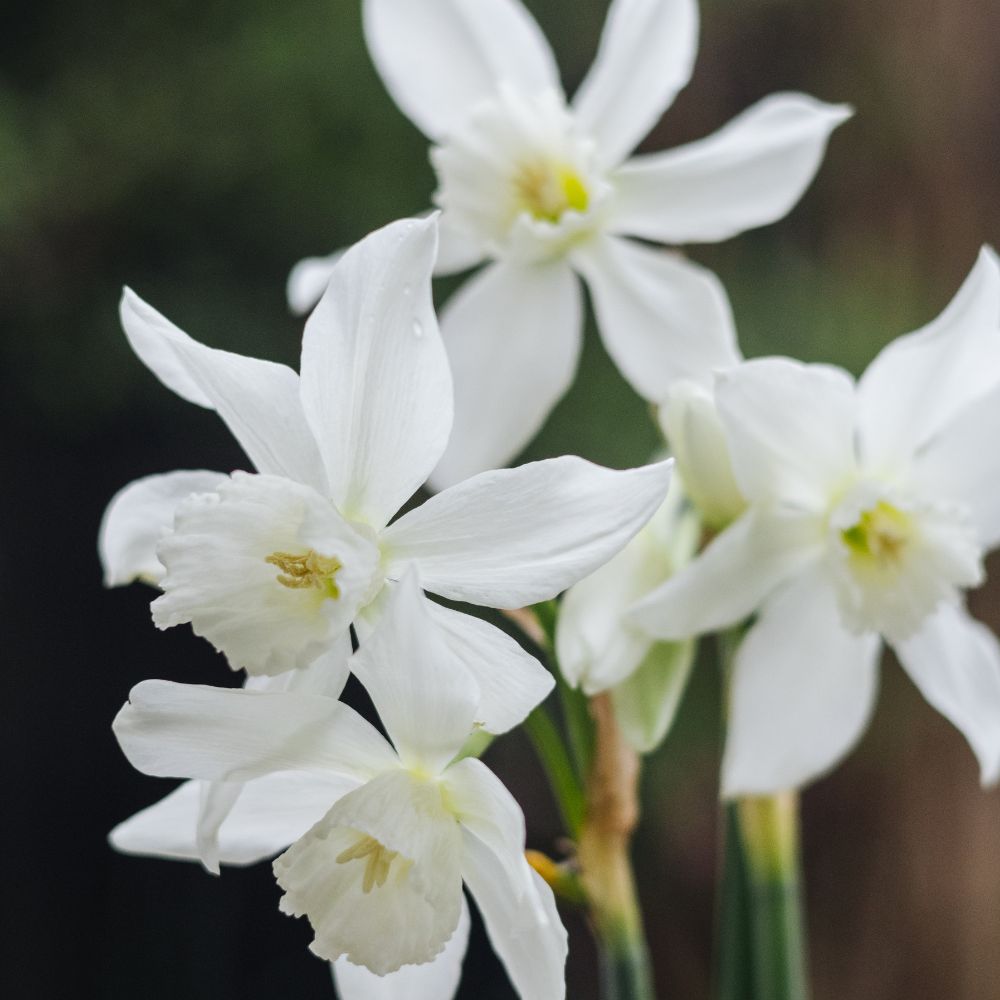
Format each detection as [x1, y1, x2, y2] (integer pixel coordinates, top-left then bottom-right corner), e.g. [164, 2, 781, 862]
[99, 470, 225, 587]
[120, 288, 326, 491]
[110, 772, 358, 867]
[287, 249, 344, 317]
[195, 780, 244, 874]
[610, 94, 852, 244]
[363, 0, 560, 142]
[612, 639, 696, 754]
[425, 602, 554, 734]
[352, 573, 480, 773]
[384, 456, 673, 607]
[113, 680, 397, 783]
[573, 0, 698, 167]
[430, 260, 583, 490]
[630, 506, 822, 639]
[299, 217, 452, 528]
[722, 568, 882, 796]
[252, 633, 355, 700]
[893, 601, 1000, 785]
[152, 474, 380, 677]
[462, 832, 567, 1000]
[331, 897, 470, 1000]
[435, 215, 487, 276]
[275, 770, 464, 974]
[857, 246, 1000, 468]
[573, 236, 738, 401]
[716, 358, 857, 508]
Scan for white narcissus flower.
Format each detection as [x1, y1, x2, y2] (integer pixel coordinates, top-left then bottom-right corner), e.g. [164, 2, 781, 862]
[101, 215, 674, 738]
[556, 478, 700, 753]
[289, 0, 851, 487]
[113, 574, 567, 1000]
[632, 248, 1000, 796]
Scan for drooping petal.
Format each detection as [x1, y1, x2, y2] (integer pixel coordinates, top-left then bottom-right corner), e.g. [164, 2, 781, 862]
[109, 771, 359, 867]
[715, 358, 857, 508]
[461, 831, 567, 1000]
[152, 473, 381, 677]
[857, 247, 1000, 468]
[430, 259, 583, 490]
[120, 288, 326, 491]
[275, 770, 464, 974]
[573, 235, 738, 401]
[299, 217, 452, 529]
[287, 249, 344, 317]
[98, 470, 226, 587]
[573, 0, 699, 168]
[892, 601, 1000, 786]
[425, 602, 554, 734]
[331, 897, 470, 1000]
[195, 780, 244, 874]
[610, 94, 852, 244]
[113, 680, 398, 783]
[383, 456, 673, 607]
[363, 0, 560, 142]
[722, 568, 882, 796]
[630, 506, 822, 639]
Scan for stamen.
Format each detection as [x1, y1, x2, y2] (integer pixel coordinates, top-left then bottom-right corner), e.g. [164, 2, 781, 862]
[513, 161, 589, 222]
[336, 835, 401, 894]
[266, 550, 343, 598]
[841, 501, 912, 566]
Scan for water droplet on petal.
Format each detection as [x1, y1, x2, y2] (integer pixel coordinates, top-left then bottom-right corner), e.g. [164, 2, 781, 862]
[412, 319, 424, 338]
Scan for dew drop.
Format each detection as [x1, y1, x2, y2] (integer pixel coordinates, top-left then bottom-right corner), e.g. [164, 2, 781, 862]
[412, 319, 424, 338]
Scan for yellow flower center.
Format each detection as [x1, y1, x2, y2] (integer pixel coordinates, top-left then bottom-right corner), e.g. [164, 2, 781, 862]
[266, 550, 343, 599]
[336, 835, 411, 893]
[841, 500, 913, 567]
[513, 160, 589, 222]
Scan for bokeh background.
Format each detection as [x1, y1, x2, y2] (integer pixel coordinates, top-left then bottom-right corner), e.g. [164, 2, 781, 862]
[3, 0, 1000, 996]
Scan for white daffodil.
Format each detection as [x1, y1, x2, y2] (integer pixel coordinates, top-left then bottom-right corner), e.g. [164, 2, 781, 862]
[632, 248, 1000, 796]
[101, 215, 674, 737]
[556, 478, 700, 752]
[112, 574, 567, 1000]
[289, 0, 851, 487]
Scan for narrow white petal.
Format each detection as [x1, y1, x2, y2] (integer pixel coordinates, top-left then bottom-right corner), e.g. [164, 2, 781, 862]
[574, 236, 738, 401]
[716, 358, 857, 508]
[430, 260, 583, 490]
[363, 0, 560, 141]
[630, 507, 822, 639]
[573, 0, 698, 167]
[120, 288, 326, 491]
[425, 602, 554, 734]
[352, 573, 480, 772]
[857, 246, 1000, 467]
[331, 897, 470, 1000]
[99, 470, 225, 587]
[722, 568, 882, 796]
[287, 249, 344, 317]
[196, 780, 244, 874]
[435, 215, 487, 276]
[610, 94, 852, 243]
[462, 832, 567, 1000]
[113, 680, 397, 783]
[893, 602, 1000, 786]
[299, 217, 452, 528]
[384, 456, 673, 607]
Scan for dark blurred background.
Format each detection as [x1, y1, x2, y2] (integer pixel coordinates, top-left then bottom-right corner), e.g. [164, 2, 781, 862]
[3, 0, 999, 996]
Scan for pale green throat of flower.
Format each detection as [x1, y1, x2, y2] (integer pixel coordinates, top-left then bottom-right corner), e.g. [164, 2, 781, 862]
[841, 500, 913, 566]
[336, 834, 412, 893]
[266, 550, 343, 599]
[513, 160, 589, 222]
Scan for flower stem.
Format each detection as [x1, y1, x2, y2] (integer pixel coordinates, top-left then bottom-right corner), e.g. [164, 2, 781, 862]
[578, 694, 655, 1000]
[714, 802, 755, 1000]
[523, 704, 586, 837]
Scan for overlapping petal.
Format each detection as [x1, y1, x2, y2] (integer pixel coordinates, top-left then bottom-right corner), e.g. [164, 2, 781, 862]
[287, 249, 343, 317]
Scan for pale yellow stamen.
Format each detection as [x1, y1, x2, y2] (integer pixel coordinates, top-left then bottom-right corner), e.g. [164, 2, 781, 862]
[513, 161, 589, 222]
[336, 835, 402, 894]
[841, 501, 912, 566]
[266, 550, 343, 599]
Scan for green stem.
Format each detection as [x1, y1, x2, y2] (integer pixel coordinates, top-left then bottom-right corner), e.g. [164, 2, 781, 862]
[714, 802, 755, 1000]
[523, 704, 586, 837]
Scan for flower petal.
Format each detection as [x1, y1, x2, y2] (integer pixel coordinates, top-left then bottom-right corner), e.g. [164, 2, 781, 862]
[331, 896, 470, 1000]
[435, 215, 487, 276]
[120, 288, 326, 491]
[462, 831, 567, 1000]
[610, 93, 852, 244]
[722, 568, 882, 796]
[99, 470, 226, 587]
[363, 0, 560, 142]
[715, 358, 857, 508]
[287, 249, 344, 317]
[425, 602, 554, 734]
[857, 246, 1000, 467]
[384, 456, 673, 607]
[299, 217, 452, 528]
[893, 601, 1000, 785]
[430, 259, 583, 490]
[113, 680, 397, 783]
[630, 507, 822, 639]
[573, 235, 738, 401]
[572, 0, 699, 167]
